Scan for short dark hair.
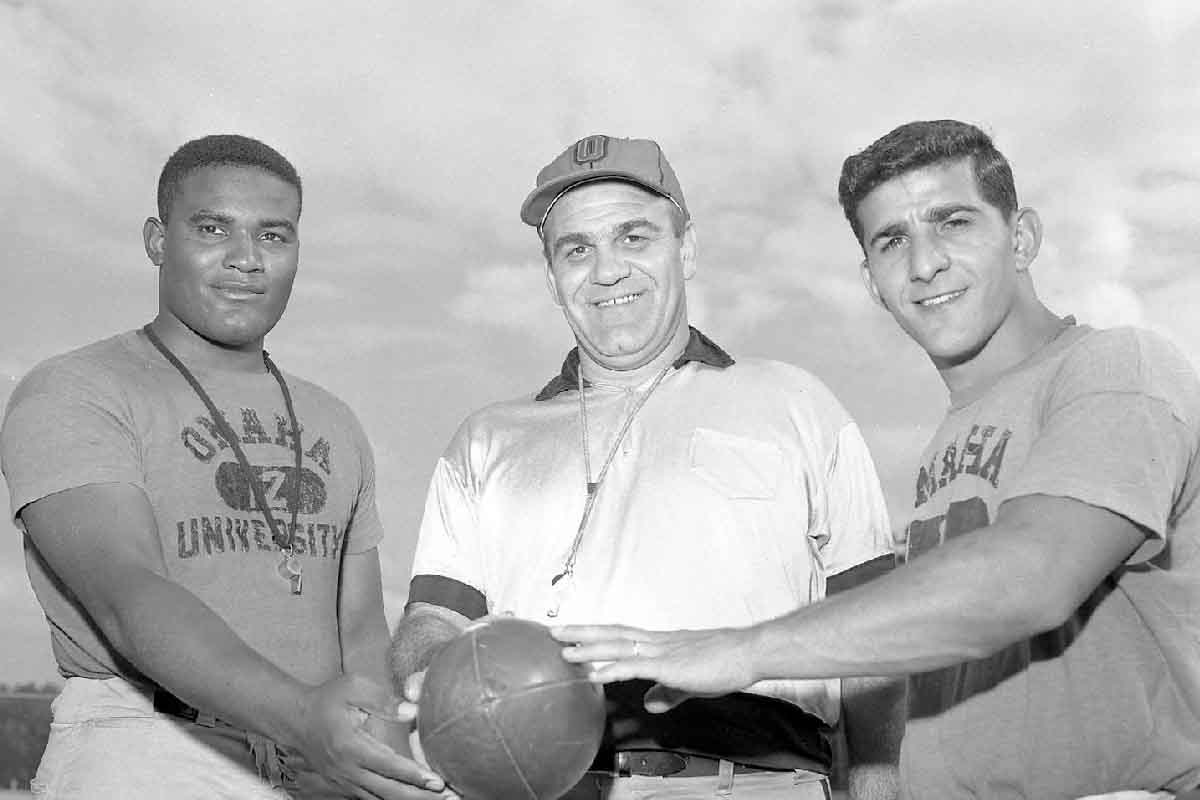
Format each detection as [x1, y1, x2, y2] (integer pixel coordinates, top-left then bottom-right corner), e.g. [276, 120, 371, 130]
[838, 120, 1017, 247]
[157, 134, 302, 223]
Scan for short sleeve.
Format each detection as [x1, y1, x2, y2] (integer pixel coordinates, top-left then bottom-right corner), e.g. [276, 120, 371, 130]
[818, 421, 896, 587]
[1, 362, 143, 526]
[1005, 329, 1200, 555]
[407, 428, 489, 618]
[341, 412, 385, 554]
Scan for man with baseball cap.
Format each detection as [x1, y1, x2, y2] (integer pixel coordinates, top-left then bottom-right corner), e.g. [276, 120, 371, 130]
[555, 122, 1200, 799]
[391, 135, 904, 799]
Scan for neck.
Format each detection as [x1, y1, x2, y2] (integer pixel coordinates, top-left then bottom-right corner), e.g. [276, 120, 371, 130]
[937, 298, 1063, 396]
[578, 323, 691, 388]
[147, 314, 266, 374]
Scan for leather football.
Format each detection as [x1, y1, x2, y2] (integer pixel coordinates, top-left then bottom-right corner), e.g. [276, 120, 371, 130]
[418, 617, 606, 799]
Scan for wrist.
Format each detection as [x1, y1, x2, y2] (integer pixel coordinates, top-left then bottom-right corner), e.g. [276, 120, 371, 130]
[738, 623, 768, 684]
[263, 678, 316, 748]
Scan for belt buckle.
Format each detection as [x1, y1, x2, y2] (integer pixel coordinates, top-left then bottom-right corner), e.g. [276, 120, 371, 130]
[614, 750, 688, 777]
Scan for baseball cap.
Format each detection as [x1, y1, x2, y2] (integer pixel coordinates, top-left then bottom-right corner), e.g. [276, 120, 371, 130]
[520, 135, 689, 230]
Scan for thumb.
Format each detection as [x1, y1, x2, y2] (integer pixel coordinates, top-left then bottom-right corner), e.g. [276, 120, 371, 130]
[643, 683, 692, 714]
[404, 670, 426, 704]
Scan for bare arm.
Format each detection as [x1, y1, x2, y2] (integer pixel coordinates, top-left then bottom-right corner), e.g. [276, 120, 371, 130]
[560, 494, 1145, 689]
[23, 482, 444, 799]
[389, 602, 470, 696]
[23, 483, 309, 740]
[339, 547, 421, 760]
[749, 494, 1144, 679]
[339, 547, 391, 686]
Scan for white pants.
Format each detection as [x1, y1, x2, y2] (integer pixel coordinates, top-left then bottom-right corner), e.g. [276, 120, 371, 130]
[568, 765, 831, 799]
[31, 677, 337, 799]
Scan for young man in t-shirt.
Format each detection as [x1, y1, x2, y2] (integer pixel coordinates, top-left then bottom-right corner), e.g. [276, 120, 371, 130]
[1, 135, 444, 798]
[558, 120, 1200, 799]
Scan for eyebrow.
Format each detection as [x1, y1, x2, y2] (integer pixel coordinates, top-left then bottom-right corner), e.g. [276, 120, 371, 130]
[551, 217, 665, 255]
[867, 203, 981, 249]
[923, 203, 980, 223]
[258, 218, 297, 235]
[867, 222, 908, 250]
[188, 210, 296, 235]
[188, 210, 235, 227]
[550, 231, 593, 255]
[614, 218, 663, 237]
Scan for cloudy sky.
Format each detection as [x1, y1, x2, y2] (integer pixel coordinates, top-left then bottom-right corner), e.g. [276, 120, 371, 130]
[2, 0, 1197, 683]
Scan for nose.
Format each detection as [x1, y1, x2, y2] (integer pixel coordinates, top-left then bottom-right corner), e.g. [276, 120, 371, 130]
[908, 230, 950, 283]
[226, 232, 263, 272]
[591, 245, 631, 285]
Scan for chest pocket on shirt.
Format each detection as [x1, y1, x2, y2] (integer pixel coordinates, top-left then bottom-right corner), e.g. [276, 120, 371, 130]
[689, 428, 782, 499]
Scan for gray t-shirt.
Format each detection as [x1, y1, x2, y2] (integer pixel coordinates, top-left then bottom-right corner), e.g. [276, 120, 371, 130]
[1, 329, 384, 686]
[899, 322, 1200, 798]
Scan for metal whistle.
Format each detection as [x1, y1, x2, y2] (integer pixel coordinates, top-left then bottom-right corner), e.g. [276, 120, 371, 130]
[278, 555, 303, 596]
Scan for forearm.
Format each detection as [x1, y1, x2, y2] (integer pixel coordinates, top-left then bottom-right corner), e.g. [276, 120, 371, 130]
[752, 526, 1055, 680]
[338, 550, 392, 687]
[388, 603, 468, 693]
[102, 571, 311, 747]
[342, 606, 392, 688]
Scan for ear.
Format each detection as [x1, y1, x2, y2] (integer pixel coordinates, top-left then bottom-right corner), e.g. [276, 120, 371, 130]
[860, 258, 888, 310]
[679, 222, 698, 280]
[1012, 207, 1042, 272]
[143, 217, 166, 266]
[543, 257, 564, 308]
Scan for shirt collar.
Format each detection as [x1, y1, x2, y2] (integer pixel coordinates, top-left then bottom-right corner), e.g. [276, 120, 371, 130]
[535, 327, 735, 401]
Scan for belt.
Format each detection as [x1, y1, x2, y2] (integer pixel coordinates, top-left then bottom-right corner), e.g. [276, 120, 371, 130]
[594, 750, 785, 778]
[152, 688, 290, 788]
[152, 688, 221, 727]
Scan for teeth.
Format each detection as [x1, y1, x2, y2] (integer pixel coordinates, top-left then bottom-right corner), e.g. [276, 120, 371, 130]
[596, 293, 639, 308]
[919, 290, 963, 307]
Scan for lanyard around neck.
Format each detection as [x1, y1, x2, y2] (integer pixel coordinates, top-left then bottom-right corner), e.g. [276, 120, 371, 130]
[141, 325, 303, 555]
[546, 357, 673, 614]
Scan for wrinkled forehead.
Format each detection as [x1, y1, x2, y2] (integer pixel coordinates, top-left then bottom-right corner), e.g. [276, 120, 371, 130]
[858, 159, 984, 227]
[542, 179, 676, 238]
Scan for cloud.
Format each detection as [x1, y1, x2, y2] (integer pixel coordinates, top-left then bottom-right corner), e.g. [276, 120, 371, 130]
[3, 0, 1199, 681]
[859, 421, 941, 527]
[448, 262, 553, 331]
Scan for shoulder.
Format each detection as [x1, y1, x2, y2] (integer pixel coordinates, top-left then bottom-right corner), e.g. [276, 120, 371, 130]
[1050, 325, 1200, 424]
[455, 390, 549, 438]
[717, 357, 852, 419]
[726, 356, 837, 388]
[430, 390, 570, 471]
[7, 332, 144, 407]
[280, 370, 359, 418]
[276, 370, 376, 452]
[1091, 325, 1193, 367]
[1058, 326, 1200, 392]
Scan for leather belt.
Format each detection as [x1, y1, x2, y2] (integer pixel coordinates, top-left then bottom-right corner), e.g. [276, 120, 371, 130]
[599, 750, 782, 778]
[152, 688, 221, 727]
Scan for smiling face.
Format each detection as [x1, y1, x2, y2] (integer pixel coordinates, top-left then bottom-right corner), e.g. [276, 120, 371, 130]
[542, 180, 696, 375]
[144, 164, 300, 358]
[857, 158, 1042, 373]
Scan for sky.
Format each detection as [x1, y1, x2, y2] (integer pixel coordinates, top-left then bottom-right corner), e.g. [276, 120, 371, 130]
[1, 0, 1198, 683]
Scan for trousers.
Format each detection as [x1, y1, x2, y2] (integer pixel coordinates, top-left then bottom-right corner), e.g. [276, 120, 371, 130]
[563, 764, 832, 799]
[30, 676, 337, 799]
